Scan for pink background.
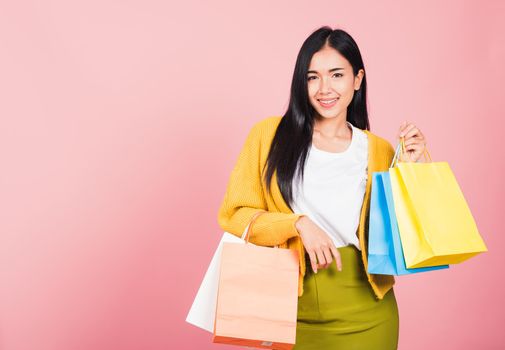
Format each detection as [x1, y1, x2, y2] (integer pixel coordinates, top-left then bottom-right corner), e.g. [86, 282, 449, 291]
[1, 1, 504, 349]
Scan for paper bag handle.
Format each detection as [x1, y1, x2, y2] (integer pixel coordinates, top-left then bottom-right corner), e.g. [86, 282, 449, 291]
[240, 210, 279, 248]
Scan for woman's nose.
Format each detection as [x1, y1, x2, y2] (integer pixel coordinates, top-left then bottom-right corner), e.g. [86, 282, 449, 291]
[319, 77, 331, 93]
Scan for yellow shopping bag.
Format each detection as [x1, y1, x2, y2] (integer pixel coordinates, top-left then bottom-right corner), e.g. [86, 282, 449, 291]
[389, 139, 487, 268]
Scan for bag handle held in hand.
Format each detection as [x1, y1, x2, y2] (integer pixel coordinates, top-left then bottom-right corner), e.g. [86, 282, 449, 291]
[390, 136, 432, 168]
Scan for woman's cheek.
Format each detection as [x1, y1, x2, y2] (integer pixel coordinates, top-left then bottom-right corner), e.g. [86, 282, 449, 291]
[307, 84, 318, 97]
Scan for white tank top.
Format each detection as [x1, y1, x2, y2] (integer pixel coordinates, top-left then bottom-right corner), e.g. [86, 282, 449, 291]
[291, 121, 368, 250]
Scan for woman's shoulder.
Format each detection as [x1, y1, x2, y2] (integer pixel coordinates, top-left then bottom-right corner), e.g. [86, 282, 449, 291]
[363, 129, 396, 160]
[246, 116, 283, 140]
[363, 130, 394, 150]
[252, 116, 283, 131]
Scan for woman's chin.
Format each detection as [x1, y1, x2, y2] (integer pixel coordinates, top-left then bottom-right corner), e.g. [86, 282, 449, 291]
[314, 110, 342, 120]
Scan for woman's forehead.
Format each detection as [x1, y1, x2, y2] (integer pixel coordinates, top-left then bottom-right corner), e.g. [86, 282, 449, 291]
[309, 48, 350, 71]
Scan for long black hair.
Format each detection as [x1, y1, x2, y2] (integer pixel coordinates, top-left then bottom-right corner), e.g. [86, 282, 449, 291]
[262, 26, 370, 209]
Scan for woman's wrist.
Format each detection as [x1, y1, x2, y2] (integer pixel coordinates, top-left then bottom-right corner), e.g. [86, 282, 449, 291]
[295, 215, 309, 232]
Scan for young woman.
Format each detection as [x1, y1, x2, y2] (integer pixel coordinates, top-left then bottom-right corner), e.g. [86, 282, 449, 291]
[217, 26, 427, 349]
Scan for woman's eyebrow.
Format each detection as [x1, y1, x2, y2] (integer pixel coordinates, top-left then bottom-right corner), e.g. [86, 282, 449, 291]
[307, 67, 344, 74]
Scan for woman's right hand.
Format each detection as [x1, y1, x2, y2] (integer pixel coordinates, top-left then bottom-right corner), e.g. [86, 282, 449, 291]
[295, 215, 342, 274]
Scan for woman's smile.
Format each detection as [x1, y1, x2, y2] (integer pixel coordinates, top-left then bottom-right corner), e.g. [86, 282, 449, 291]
[318, 98, 339, 108]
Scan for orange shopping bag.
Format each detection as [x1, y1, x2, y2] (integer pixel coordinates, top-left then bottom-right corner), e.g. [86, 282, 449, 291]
[213, 211, 300, 349]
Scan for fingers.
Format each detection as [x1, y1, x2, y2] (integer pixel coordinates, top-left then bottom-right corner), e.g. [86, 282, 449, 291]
[307, 248, 337, 273]
[315, 249, 327, 271]
[330, 245, 342, 271]
[397, 121, 427, 163]
[398, 121, 425, 139]
[403, 134, 425, 147]
[404, 141, 424, 152]
[400, 143, 424, 162]
[321, 245, 333, 269]
[398, 121, 414, 138]
[404, 137, 425, 151]
[403, 128, 424, 142]
[307, 244, 343, 274]
[298, 219, 343, 273]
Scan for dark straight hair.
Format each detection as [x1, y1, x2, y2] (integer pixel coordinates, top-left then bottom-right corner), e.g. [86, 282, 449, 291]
[261, 26, 370, 209]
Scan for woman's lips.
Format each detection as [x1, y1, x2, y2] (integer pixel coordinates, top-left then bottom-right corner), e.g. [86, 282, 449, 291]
[318, 98, 338, 109]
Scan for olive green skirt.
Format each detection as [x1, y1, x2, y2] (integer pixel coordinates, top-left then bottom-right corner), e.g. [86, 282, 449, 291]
[294, 245, 399, 350]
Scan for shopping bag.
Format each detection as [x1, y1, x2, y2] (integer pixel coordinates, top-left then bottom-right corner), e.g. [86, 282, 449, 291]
[389, 140, 487, 268]
[213, 211, 299, 350]
[185, 227, 252, 333]
[367, 171, 449, 275]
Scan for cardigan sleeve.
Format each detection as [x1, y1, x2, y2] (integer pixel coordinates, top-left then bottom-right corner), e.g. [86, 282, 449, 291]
[386, 140, 396, 166]
[217, 120, 306, 247]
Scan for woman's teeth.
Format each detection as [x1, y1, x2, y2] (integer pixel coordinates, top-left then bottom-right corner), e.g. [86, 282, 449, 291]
[318, 98, 338, 108]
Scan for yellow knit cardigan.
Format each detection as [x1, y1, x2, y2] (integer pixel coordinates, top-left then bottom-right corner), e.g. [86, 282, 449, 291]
[217, 116, 396, 300]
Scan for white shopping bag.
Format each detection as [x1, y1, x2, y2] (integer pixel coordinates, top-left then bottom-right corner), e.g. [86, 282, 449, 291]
[185, 221, 259, 333]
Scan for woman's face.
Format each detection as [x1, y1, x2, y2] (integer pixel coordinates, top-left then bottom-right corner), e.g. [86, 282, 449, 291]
[307, 46, 364, 121]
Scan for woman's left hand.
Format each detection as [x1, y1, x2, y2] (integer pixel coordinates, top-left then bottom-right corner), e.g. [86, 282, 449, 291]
[397, 121, 427, 162]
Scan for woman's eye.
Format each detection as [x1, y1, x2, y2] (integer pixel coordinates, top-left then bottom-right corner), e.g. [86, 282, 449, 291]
[307, 74, 342, 80]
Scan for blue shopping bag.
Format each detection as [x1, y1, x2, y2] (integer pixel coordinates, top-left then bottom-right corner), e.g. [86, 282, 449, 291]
[367, 172, 449, 275]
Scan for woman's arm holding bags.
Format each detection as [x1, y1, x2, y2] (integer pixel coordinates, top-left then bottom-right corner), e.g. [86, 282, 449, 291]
[217, 120, 305, 247]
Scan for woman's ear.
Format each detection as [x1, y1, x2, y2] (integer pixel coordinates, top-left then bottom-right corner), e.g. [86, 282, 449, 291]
[354, 69, 365, 91]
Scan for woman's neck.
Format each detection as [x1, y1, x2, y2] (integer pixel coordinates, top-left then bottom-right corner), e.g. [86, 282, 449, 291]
[313, 115, 351, 140]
